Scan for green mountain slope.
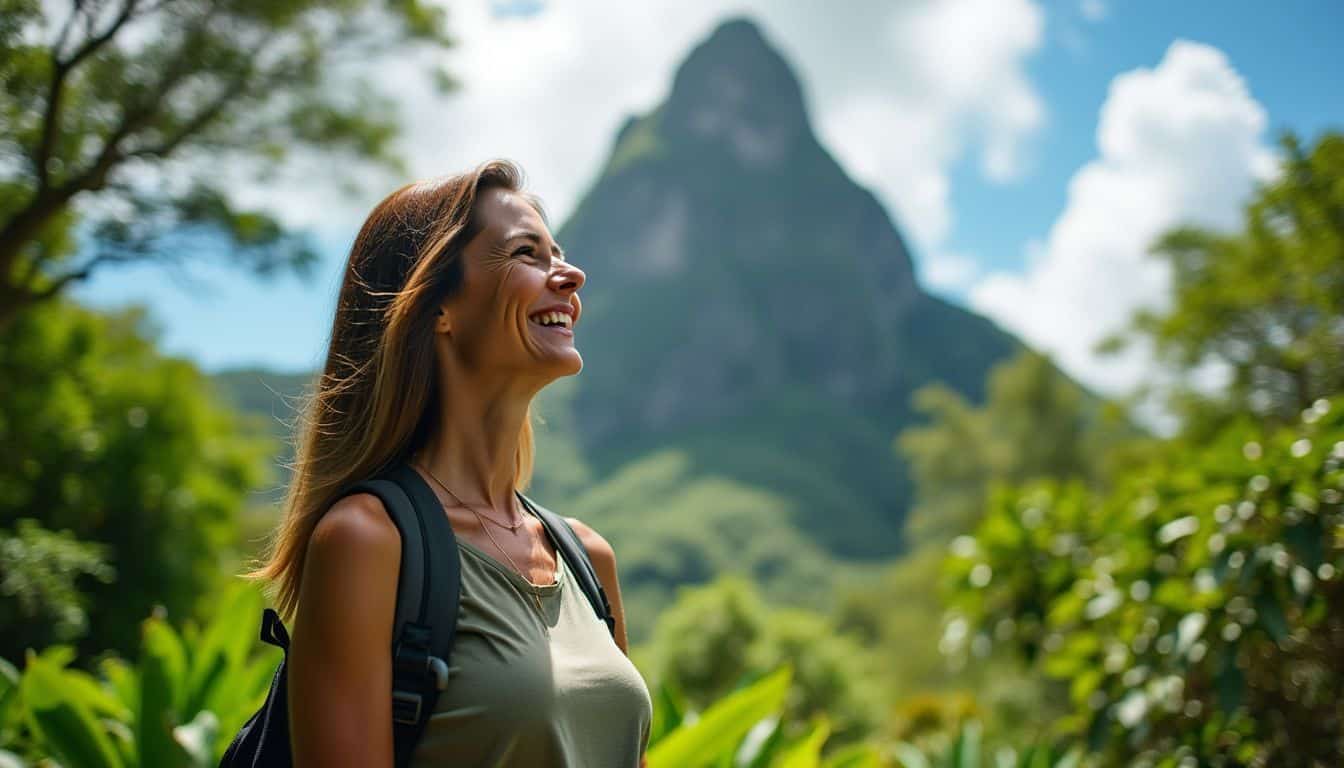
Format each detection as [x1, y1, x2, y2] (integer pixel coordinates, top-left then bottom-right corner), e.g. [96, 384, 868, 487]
[555, 18, 1020, 559]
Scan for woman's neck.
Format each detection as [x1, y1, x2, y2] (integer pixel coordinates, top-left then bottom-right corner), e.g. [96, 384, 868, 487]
[414, 368, 536, 510]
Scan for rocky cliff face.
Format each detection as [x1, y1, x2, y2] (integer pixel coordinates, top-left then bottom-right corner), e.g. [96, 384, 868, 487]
[555, 18, 1020, 557]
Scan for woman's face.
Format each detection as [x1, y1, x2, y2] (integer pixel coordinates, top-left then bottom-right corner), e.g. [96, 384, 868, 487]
[437, 186, 585, 386]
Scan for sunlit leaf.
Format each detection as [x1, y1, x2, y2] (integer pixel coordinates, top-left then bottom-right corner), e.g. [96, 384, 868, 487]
[771, 717, 829, 768]
[647, 666, 792, 768]
[138, 617, 190, 766]
[20, 654, 124, 768]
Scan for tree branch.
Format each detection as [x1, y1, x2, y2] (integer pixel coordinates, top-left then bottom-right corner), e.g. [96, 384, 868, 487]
[36, 0, 140, 191]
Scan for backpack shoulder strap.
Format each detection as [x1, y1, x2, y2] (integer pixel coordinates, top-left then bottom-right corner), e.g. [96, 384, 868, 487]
[517, 492, 617, 639]
[345, 464, 461, 768]
[341, 477, 424, 641]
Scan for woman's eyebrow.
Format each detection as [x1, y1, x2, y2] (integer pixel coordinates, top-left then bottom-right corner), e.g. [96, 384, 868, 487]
[505, 231, 566, 261]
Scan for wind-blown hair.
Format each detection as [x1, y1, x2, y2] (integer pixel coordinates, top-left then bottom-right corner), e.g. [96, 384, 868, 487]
[252, 159, 543, 619]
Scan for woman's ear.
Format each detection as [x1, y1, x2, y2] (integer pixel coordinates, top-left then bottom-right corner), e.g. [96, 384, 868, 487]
[436, 307, 452, 335]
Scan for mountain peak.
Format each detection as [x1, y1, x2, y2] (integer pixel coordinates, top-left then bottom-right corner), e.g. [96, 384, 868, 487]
[660, 17, 811, 169]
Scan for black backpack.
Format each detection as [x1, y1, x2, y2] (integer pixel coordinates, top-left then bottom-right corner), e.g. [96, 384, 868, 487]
[219, 462, 617, 768]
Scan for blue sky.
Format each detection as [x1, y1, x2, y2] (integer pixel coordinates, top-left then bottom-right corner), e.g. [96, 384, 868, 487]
[950, 0, 1343, 276]
[74, 0, 1343, 394]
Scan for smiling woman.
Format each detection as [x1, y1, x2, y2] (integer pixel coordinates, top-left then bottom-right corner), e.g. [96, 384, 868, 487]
[243, 160, 651, 767]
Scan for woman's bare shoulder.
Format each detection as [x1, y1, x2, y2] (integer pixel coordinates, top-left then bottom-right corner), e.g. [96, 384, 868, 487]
[563, 516, 615, 564]
[310, 492, 400, 559]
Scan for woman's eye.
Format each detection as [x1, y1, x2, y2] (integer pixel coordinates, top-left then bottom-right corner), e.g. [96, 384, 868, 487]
[515, 247, 534, 258]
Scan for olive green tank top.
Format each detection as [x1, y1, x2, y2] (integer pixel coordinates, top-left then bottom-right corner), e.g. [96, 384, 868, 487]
[408, 523, 653, 767]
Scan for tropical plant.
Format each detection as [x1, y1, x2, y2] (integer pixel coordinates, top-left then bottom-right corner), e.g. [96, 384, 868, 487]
[0, 581, 280, 766]
[1101, 131, 1344, 433]
[946, 397, 1344, 764]
[646, 666, 889, 768]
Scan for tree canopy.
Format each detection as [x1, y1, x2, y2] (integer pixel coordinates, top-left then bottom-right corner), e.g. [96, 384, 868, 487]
[0, 0, 456, 327]
[1104, 132, 1344, 433]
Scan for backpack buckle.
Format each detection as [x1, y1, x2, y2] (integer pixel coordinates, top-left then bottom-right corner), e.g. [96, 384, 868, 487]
[391, 690, 422, 725]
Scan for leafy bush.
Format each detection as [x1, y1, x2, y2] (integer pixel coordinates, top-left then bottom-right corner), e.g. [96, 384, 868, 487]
[647, 576, 883, 746]
[0, 519, 114, 648]
[947, 398, 1344, 764]
[0, 300, 275, 659]
[0, 582, 280, 766]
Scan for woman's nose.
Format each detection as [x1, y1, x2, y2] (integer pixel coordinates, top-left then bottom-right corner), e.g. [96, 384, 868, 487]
[552, 260, 585, 293]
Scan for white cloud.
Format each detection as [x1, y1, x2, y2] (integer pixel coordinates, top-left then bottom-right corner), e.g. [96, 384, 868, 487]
[921, 250, 982, 291]
[969, 40, 1275, 398]
[226, 0, 1046, 259]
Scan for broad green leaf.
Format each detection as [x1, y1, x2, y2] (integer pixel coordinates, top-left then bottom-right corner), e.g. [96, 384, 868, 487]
[34, 646, 77, 669]
[188, 583, 265, 715]
[60, 667, 131, 721]
[771, 717, 829, 768]
[20, 655, 124, 768]
[648, 677, 687, 748]
[647, 666, 792, 768]
[100, 657, 139, 713]
[138, 617, 191, 767]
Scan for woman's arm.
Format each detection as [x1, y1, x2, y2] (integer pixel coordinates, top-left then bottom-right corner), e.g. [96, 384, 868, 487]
[565, 517, 629, 655]
[288, 494, 401, 768]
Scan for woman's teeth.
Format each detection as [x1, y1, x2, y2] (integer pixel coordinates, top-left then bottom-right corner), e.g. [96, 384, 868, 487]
[530, 311, 572, 328]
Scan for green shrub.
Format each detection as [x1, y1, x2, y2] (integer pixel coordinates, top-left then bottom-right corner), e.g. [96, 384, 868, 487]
[0, 581, 280, 766]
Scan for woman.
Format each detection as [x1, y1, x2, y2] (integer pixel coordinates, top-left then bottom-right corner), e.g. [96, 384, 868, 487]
[252, 160, 653, 766]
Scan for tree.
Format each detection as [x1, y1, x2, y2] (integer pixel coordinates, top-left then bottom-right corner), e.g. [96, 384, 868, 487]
[1103, 132, 1344, 432]
[0, 298, 275, 659]
[896, 349, 1127, 549]
[943, 134, 1344, 763]
[948, 398, 1344, 763]
[645, 576, 880, 747]
[0, 0, 456, 327]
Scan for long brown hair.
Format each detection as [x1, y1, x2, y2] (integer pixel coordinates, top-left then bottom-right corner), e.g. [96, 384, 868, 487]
[252, 159, 543, 619]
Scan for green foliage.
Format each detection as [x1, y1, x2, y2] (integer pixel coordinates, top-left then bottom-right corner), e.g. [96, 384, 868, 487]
[567, 447, 861, 643]
[0, 300, 274, 659]
[0, 581, 281, 766]
[897, 350, 1126, 549]
[648, 667, 794, 768]
[948, 398, 1344, 763]
[891, 720, 1082, 768]
[0, 519, 114, 647]
[1104, 131, 1344, 431]
[646, 576, 882, 748]
[645, 665, 889, 768]
[829, 350, 1127, 746]
[0, 0, 457, 324]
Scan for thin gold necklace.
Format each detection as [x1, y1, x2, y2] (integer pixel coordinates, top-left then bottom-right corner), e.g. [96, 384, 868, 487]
[417, 465, 527, 532]
[416, 463, 551, 626]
